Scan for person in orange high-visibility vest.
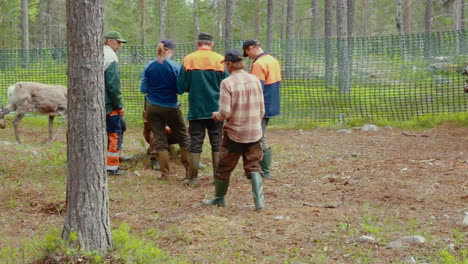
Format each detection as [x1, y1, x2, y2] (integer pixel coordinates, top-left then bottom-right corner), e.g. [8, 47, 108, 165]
[242, 39, 282, 179]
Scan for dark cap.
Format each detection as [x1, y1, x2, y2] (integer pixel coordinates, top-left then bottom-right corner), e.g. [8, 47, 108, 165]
[242, 39, 259, 57]
[104, 30, 127, 43]
[160, 39, 175, 49]
[198, 32, 213, 41]
[221, 49, 243, 63]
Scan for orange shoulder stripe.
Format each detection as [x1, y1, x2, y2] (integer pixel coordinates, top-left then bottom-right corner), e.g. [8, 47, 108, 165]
[183, 50, 225, 72]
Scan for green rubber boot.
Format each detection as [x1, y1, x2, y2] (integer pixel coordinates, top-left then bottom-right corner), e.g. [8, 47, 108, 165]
[202, 179, 229, 206]
[185, 153, 201, 186]
[260, 148, 272, 178]
[156, 150, 170, 180]
[250, 172, 265, 211]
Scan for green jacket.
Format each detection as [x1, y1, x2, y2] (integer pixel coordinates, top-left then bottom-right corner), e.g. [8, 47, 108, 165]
[105, 61, 123, 114]
[177, 47, 228, 120]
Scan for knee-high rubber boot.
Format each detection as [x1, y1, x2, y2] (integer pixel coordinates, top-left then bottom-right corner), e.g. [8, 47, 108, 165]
[179, 148, 191, 180]
[185, 153, 201, 186]
[260, 148, 272, 178]
[156, 150, 170, 180]
[202, 178, 229, 206]
[212, 151, 220, 179]
[249, 172, 265, 211]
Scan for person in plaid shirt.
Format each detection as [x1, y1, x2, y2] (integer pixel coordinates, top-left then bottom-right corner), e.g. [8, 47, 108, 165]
[203, 49, 266, 211]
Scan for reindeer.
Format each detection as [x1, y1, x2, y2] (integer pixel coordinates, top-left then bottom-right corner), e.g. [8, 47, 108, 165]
[0, 82, 67, 144]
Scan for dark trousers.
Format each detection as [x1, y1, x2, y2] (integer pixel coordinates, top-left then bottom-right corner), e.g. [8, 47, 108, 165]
[145, 101, 190, 152]
[188, 119, 223, 153]
[216, 134, 263, 181]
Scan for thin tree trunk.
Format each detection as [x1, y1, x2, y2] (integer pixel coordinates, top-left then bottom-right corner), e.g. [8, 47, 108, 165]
[347, 0, 354, 92]
[311, 0, 318, 38]
[286, 0, 295, 40]
[254, 0, 261, 37]
[285, 0, 296, 78]
[267, 0, 274, 50]
[63, 0, 111, 252]
[140, 0, 146, 45]
[280, 0, 287, 41]
[396, 0, 408, 60]
[324, 0, 334, 87]
[160, 0, 167, 39]
[193, 0, 200, 42]
[336, 0, 350, 93]
[360, 0, 367, 37]
[424, 0, 432, 60]
[21, 0, 29, 67]
[403, 0, 411, 34]
[225, 0, 234, 49]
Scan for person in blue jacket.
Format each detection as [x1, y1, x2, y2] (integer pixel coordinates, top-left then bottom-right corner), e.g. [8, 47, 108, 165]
[140, 39, 191, 180]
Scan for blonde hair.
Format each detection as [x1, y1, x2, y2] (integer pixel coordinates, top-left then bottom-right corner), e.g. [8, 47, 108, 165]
[157, 42, 172, 63]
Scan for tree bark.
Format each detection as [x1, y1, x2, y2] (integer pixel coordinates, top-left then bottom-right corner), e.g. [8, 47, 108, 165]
[140, 0, 146, 45]
[63, 0, 112, 252]
[21, 0, 29, 67]
[424, 0, 432, 59]
[285, 0, 296, 78]
[311, 0, 318, 38]
[360, 0, 367, 37]
[225, 0, 234, 49]
[193, 0, 200, 42]
[254, 0, 261, 37]
[286, 0, 295, 40]
[403, 0, 411, 34]
[336, 0, 350, 93]
[396, 0, 408, 60]
[160, 0, 167, 39]
[266, 0, 274, 50]
[324, 0, 334, 87]
[347, 0, 354, 92]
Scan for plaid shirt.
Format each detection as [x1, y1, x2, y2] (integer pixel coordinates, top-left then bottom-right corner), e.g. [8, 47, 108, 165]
[217, 70, 265, 143]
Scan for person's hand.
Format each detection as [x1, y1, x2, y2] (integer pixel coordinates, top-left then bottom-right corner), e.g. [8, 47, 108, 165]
[212, 112, 220, 121]
[117, 108, 125, 116]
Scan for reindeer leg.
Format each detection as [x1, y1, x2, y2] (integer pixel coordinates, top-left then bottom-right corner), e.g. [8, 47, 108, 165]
[48, 116, 55, 144]
[0, 107, 13, 129]
[13, 113, 25, 144]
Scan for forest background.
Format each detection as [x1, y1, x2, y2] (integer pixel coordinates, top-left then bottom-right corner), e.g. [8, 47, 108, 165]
[0, 0, 466, 49]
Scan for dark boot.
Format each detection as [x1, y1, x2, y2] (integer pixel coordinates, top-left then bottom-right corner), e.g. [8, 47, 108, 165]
[150, 157, 160, 171]
[250, 172, 265, 211]
[179, 148, 191, 180]
[156, 150, 170, 180]
[185, 153, 200, 186]
[202, 178, 229, 206]
[260, 148, 272, 178]
[211, 151, 220, 179]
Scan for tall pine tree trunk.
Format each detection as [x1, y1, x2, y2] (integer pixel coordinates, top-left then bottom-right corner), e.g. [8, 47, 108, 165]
[347, 0, 354, 92]
[267, 0, 274, 50]
[225, 0, 234, 49]
[160, 0, 167, 39]
[63, 0, 111, 252]
[193, 0, 200, 42]
[285, 0, 296, 78]
[21, 0, 29, 68]
[403, 0, 411, 34]
[140, 0, 146, 45]
[336, 0, 350, 93]
[424, 0, 432, 60]
[324, 0, 335, 87]
[396, 0, 408, 60]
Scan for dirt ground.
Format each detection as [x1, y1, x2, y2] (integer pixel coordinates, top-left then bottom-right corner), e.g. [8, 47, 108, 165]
[0, 123, 467, 263]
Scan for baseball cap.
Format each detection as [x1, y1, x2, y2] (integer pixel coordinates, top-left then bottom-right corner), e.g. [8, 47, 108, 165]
[104, 30, 127, 43]
[160, 39, 175, 49]
[198, 32, 214, 41]
[221, 49, 243, 63]
[242, 39, 259, 57]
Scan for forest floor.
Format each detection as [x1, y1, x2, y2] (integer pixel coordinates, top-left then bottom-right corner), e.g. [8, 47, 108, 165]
[0, 121, 467, 263]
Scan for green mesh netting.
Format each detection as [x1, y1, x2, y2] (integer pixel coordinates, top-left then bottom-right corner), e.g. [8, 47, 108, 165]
[1, 30, 467, 126]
